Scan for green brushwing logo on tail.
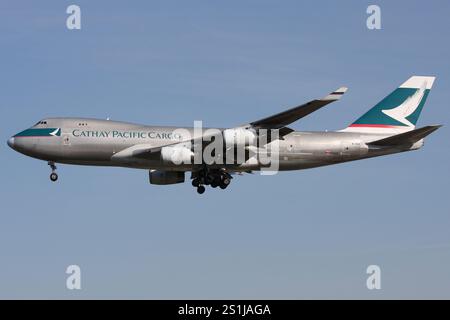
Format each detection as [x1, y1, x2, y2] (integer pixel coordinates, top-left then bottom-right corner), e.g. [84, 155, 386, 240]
[349, 76, 434, 129]
[14, 128, 61, 137]
[352, 87, 430, 127]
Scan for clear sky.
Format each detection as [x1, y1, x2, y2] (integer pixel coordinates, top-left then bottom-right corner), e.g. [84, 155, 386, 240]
[1, 0, 450, 299]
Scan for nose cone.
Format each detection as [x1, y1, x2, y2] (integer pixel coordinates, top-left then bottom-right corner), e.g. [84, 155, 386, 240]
[7, 137, 15, 149]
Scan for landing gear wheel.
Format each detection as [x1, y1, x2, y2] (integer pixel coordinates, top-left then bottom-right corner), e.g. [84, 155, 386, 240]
[192, 179, 200, 187]
[197, 185, 206, 194]
[205, 175, 213, 185]
[211, 180, 219, 188]
[222, 177, 231, 186]
[48, 162, 58, 182]
[50, 172, 58, 182]
[219, 183, 228, 190]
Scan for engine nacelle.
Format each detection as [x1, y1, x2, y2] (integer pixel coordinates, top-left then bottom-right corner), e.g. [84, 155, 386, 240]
[223, 128, 257, 147]
[160, 145, 193, 164]
[149, 170, 185, 185]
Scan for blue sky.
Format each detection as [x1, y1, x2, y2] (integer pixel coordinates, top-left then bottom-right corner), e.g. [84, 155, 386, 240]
[1, 0, 450, 298]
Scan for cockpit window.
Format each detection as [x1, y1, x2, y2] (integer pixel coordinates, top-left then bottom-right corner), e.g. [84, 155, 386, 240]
[34, 120, 48, 126]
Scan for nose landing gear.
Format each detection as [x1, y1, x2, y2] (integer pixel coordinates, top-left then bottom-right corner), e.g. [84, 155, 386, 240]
[48, 161, 58, 182]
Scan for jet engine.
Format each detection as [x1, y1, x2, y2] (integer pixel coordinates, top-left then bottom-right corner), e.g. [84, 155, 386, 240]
[149, 170, 185, 185]
[160, 145, 194, 164]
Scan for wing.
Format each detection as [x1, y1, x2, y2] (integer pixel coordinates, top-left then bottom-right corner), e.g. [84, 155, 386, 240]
[247, 86, 347, 129]
[113, 86, 348, 161]
[112, 130, 222, 162]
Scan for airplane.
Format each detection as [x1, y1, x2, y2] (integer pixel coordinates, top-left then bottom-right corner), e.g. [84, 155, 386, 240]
[7, 76, 441, 194]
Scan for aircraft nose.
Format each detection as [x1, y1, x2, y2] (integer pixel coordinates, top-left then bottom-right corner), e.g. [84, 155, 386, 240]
[7, 137, 15, 148]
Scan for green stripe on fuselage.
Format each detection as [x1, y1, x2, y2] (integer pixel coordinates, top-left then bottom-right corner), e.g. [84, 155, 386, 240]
[353, 88, 430, 126]
[14, 128, 61, 137]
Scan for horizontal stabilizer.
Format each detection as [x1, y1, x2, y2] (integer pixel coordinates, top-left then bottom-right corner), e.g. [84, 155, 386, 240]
[368, 125, 442, 146]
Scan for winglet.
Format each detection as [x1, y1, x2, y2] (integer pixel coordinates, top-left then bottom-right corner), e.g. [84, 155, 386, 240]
[322, 87, 348, 101]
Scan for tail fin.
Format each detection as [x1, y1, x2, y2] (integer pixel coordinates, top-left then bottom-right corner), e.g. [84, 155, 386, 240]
[342, 76, 435, 133]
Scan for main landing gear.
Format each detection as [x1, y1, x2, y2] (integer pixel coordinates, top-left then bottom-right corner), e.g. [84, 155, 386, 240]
[191, 169, 232, 194]
[48, 161, 58, 182]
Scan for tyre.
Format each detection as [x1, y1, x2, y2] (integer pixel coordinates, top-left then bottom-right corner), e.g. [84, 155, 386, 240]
[211, 179, 219, 188]
[205, 175, 213, 185]
[197, 185, 206, 194]
[222, 177, 230, 186]
[50, 173, 58, 182]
